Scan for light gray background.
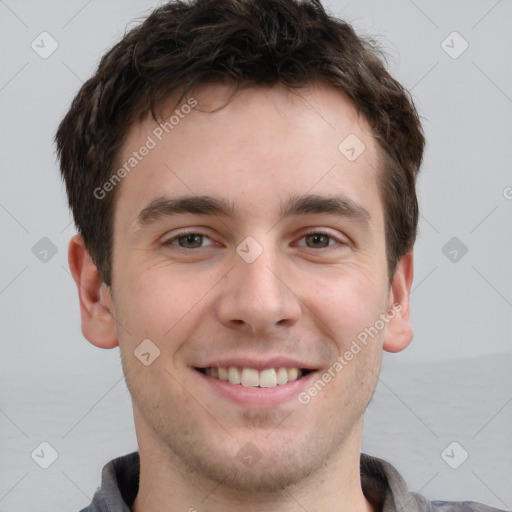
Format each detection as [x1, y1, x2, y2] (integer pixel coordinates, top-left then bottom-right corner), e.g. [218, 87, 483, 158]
[1, 0, 511, 510]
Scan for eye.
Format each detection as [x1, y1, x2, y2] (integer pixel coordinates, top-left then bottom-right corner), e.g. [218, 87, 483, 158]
[297, 231, 344, 249]
[163, 231, 216, 249]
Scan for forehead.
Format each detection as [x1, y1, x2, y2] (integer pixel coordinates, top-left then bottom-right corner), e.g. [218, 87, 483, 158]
[113, 83, 382, 231]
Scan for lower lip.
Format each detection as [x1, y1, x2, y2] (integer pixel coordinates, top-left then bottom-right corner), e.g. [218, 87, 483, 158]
[195, 370, 317, 407]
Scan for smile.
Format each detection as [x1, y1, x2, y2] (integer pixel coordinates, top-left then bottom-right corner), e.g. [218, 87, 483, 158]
[196, 367, 313, 388]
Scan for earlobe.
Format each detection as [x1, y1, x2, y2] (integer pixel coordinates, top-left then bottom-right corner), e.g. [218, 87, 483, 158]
[382, 251, 414, 353]
[68, 234, 119, 349]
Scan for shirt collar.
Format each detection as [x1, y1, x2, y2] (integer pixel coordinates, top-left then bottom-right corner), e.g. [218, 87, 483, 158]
[360, 453, 432, 512]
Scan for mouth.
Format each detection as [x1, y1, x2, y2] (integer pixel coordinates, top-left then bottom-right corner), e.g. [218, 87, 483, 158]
[195, 366, 314, 388]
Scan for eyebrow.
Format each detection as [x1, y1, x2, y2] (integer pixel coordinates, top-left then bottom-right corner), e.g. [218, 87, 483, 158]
[135, 193, 371, 228]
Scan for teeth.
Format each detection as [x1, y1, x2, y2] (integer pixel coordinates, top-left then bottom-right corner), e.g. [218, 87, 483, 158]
[276, 367, 288, 385]
[287, 367, 299, 382]
[228, 366, 240, 384]
[241, 368, 259, 387]
[259, 368, 277, 388]
[203, 366, 305, 387]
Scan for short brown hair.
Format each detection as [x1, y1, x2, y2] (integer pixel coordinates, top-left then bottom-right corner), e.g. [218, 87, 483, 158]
[55, 0, 424, 286]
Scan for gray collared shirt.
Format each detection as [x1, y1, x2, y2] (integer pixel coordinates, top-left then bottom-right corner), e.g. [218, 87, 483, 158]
[78, 452, 506, 512]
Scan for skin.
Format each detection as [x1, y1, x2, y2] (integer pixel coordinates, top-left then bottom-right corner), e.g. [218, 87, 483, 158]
[69, 82, 414, 512]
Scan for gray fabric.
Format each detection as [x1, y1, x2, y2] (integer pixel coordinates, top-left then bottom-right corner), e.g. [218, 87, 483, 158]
[79, 452, 505, 512]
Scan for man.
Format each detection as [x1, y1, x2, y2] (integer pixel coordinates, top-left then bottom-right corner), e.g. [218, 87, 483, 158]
[55, 0, 504, 510]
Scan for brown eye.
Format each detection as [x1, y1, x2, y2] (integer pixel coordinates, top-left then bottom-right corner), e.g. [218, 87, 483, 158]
[176, 234, 204, 248]
[164, 232, 215, 249]
[303, 233, 332, 248]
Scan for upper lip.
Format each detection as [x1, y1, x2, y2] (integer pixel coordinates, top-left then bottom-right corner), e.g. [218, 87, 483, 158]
[193, 356, 318, 370]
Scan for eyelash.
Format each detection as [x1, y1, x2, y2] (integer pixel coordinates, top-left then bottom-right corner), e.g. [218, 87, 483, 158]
[162, 230, 346, 250]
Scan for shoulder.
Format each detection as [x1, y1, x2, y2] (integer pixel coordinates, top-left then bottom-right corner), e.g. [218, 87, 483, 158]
[75, 452, 140, 512]
[360, 453, 507, 512]
[431, 500, 507, 512]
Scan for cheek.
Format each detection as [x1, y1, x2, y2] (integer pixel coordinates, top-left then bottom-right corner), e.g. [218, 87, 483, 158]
[304, 265, 388, 345]
[112, 259, 220, 344]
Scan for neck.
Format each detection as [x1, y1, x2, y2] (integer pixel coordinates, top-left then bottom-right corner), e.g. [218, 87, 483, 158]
[131, 415, 374, 512]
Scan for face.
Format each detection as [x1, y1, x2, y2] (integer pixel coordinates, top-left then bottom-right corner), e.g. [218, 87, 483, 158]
[97, 83, 411, 491]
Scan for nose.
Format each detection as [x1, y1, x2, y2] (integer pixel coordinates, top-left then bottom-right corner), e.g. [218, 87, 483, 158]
[215, 241, 302, 335]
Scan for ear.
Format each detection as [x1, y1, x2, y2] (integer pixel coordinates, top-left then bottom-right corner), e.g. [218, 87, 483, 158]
[382, 250, 414, 353]
[68, 234, 118, 349]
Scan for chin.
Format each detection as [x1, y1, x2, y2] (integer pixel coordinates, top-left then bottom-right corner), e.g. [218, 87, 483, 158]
[222, 463, 316, 493]
[164, 427, 343, 494]
[187, 445, 325, 493]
